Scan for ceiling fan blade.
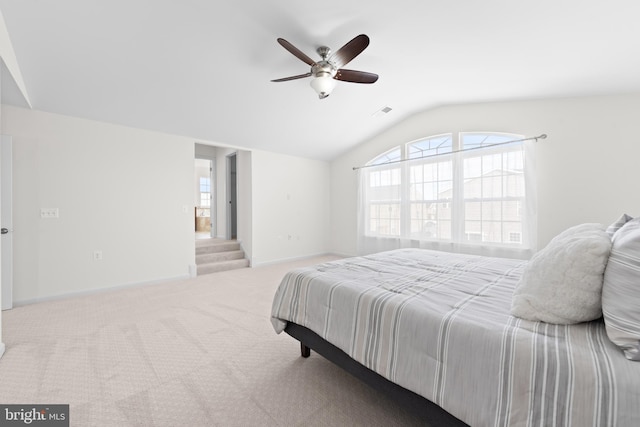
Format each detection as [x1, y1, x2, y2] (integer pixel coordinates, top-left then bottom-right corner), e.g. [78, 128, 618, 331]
[277, 38, 316, 66]
[271, 72, 313, 82]
[330, 34, 370, 69]
[335, 69, 379, 84]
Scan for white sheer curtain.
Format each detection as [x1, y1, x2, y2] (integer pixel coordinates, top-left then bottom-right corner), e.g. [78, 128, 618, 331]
[357, 135, 537, 259]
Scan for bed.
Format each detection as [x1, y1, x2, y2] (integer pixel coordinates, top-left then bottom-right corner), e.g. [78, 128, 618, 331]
[270, 248, 640, 426]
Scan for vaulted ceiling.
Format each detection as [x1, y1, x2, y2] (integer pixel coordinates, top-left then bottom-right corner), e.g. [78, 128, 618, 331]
[1, 1, 639, 160]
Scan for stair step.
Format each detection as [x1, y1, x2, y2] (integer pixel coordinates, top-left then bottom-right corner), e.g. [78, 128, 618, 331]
[196, 239, 241, 255]
[194, 238, 249, 276]
[197, 258, 250, 275]
[196, 250, 245, 265]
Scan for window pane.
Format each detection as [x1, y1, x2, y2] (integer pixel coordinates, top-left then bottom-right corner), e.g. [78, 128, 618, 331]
[482, 153, 502, 173]
[369, 203, 401, 236]
[464, 174, 481, 199]
[410, 165, 423, 183]
[481, 221, 503, 243]
[439, 180, 453, 199]
[438, 162, 453, 180]
[464, 157, 482, 179]
[504, 172, 524, 197]
[482, 176, 502, 199]
[436, 220, 452, 239]
[369, 147, 401, 165]
[410, 202, 451, 239]
[502, 201, 521, 220]
[199, 177, 210, 192]
[505, 223, 523, 244]
[462, 133, 517, 149]
[503, 150, 524, 170]
[369, 171, 380, 187]
[423, 164, 437, 181]
[422, 182, 437, 200]
[464, 221, 482, 242]
[465, 201, 482, 220]
[369, 186, 394, 201]
[408, 134, 453, 159]
[482, 201, 502, 220]
[410, 203, 428, 234]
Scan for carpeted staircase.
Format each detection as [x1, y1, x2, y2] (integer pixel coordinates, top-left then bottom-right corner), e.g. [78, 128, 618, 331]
[195, 239, 249, 276]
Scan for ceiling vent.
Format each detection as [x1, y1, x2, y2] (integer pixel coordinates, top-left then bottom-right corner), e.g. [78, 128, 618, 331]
[372, 106, 393, 117]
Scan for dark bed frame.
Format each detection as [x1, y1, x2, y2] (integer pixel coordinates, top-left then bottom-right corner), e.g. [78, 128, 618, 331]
[285, 323, 468, 426]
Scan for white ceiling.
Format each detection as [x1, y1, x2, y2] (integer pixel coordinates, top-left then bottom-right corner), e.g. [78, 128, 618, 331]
[1, 1, 639, 161]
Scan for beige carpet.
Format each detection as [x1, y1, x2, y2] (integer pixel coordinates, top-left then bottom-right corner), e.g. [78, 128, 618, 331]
[0, 255, 427, 426]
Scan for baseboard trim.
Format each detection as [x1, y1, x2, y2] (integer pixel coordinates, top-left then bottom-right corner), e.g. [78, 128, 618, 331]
[13, 274, 191, 307]
[328, 251, 356, 258]
[0, 343, 5, 359]
[251, 252, 344, 268]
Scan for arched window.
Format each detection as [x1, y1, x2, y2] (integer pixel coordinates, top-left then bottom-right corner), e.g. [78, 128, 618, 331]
[358, 132, 535, 258]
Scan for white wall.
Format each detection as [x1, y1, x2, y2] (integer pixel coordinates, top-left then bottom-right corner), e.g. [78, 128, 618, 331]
[331, 93, 640, 256]
[236, 150, 252, 262]
[251, 149, 330, 265]
[1, 104, 328, 302]
[2, 106, 196, 304]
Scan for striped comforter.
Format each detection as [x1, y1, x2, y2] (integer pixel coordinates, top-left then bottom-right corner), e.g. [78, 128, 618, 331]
[271, 248, 640, 426]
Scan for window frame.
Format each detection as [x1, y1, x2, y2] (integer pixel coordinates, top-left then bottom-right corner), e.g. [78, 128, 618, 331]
[362, 131, 530, 250]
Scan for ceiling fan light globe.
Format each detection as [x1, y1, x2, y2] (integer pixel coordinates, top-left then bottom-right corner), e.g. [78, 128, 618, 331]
[310, 74, 337, 99]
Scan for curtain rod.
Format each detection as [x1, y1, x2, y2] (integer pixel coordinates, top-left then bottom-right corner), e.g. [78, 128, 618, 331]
[352, 133, 547, 171]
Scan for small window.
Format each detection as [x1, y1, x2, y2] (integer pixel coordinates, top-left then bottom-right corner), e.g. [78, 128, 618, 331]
[199, 177, 211, 207]
[199, 177, 211, 193]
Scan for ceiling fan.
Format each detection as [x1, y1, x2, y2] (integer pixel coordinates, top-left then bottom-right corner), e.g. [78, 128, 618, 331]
[271, 34, 379, 99]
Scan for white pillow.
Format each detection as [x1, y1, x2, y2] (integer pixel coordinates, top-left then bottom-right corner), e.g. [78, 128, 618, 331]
[511, 223, 612, 324]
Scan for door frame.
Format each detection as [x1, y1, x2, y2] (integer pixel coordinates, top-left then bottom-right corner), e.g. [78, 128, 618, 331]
[226, 153, 237, 240]
[1, 135, 13, 311]
[208, 160, 216, 238]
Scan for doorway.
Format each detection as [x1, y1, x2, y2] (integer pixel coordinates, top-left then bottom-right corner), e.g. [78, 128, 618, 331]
[194, 158, 214, 239]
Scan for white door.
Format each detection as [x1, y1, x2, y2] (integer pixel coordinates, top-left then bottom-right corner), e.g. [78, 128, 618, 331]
[1, 135, 13, 310]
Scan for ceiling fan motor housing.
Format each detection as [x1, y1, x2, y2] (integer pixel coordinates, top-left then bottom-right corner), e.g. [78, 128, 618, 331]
[311, 60, 337, 78]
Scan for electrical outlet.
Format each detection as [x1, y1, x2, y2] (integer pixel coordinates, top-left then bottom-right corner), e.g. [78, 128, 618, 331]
[40, 208, 59, 219]
[93, 250, 103, 261]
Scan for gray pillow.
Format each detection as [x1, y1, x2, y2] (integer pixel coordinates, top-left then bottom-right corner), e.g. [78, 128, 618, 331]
[606, 213, 633, 238]
[602, 217, 640, 361]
